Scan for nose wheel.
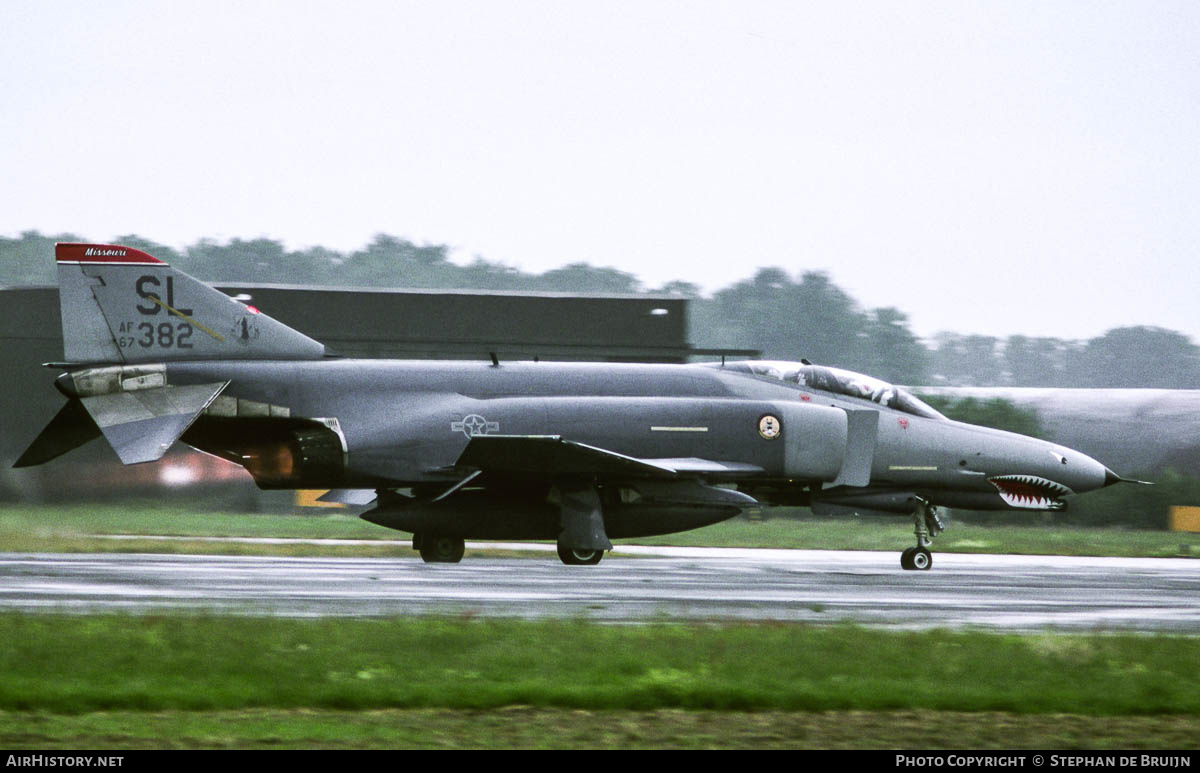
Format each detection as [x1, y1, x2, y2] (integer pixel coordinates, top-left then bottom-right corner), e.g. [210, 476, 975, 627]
[901, 546, 932, 570]
[901, 497, 943, 571]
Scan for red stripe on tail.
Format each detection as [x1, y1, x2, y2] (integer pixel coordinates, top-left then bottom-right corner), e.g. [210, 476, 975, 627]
[56, 243, 164, 264]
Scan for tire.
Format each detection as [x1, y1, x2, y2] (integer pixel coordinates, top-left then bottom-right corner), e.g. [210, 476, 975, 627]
[419, 535, 465, 563]
[557, 544, 603, 566]
[900, 547, 916, 570]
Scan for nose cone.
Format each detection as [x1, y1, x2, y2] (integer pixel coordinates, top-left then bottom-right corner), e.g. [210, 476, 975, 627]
[1053, 446, 1114, 494]
[1099, 468, 1153, 488]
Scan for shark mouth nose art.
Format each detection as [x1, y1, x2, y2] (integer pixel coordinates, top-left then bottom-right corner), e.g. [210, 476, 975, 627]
[988, 475, 1074, 510]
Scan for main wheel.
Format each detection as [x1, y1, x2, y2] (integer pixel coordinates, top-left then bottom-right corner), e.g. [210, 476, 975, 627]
[557, 544, 603, 566]
[419, 535, 465, 563]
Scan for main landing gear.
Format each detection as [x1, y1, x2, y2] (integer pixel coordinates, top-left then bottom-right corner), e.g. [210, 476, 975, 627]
[901, 497, 945, 571]
[414, 534, 465, 563]
[412, 535, 605, 565]
[557, 543, 604, 566]
[555, 484, 610, 566]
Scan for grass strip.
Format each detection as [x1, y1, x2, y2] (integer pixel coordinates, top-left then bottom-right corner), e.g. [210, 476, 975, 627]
[2, 614, 1199, 716]
[4, 709, 1199, 750]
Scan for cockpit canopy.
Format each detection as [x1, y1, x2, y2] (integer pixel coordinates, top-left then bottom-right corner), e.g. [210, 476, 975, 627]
[711, 360, 946, 420]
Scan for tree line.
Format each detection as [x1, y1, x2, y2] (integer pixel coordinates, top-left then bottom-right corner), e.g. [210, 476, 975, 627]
[5, 230, 1199, 388]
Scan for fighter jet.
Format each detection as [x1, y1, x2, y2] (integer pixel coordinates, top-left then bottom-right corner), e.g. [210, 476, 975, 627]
[16, 243, 1129, 570]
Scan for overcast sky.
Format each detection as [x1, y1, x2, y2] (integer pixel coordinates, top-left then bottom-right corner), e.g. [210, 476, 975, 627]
[2, 1, 1197, 344]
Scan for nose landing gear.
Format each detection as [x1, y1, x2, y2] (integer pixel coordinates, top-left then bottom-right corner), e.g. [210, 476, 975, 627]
[901, 497, 944, 571]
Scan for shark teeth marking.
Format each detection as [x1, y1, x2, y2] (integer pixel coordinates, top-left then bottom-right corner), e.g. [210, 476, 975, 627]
[988, 475, 1074, 511]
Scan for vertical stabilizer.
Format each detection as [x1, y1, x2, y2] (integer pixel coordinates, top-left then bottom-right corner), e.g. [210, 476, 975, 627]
[56, 243, 326, 364]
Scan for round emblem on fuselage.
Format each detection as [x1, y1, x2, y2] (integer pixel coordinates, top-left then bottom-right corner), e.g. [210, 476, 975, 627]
[758, 414, 781, 440]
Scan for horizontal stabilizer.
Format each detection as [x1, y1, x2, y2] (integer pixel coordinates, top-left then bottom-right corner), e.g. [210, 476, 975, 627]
[80, 382, 229, 464]
[13, 399, 102, 467]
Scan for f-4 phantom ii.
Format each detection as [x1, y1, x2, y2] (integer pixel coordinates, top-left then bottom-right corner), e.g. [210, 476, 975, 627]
[16, 243, 1134, 570]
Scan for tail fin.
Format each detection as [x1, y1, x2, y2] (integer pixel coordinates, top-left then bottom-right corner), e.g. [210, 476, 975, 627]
[56, 243, 325, 363]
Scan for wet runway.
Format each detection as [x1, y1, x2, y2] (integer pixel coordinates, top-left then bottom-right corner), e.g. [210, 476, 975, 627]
[2, 546, 1199, 632]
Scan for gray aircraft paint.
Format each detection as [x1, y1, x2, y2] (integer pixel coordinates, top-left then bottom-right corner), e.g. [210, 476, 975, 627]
[152, 357, 1108, 498]
[17, 243, 1127, 568]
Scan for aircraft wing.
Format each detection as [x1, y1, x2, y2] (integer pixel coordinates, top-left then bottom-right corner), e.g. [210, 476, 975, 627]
[454, 435, 763, 478]
[637, 457, 764, 475]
